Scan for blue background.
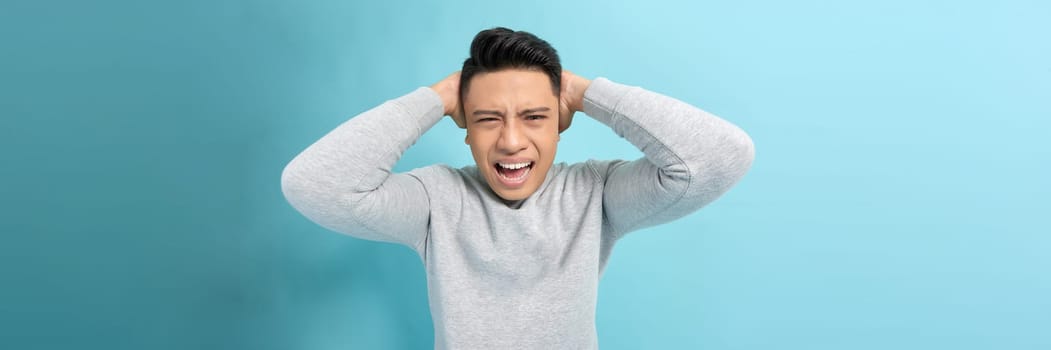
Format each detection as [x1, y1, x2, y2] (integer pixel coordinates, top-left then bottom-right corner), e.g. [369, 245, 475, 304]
[2, 0, 1048, 349]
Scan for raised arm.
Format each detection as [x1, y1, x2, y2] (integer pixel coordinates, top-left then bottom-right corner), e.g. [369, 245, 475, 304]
[280, 73, 460, 250]
[576, 76, 756, 237]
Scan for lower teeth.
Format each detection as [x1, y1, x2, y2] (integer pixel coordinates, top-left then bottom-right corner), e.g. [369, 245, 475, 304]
[499, 166, 530, 181]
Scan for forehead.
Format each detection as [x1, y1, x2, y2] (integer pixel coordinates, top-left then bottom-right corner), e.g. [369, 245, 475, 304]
[464, 69, 556, 108]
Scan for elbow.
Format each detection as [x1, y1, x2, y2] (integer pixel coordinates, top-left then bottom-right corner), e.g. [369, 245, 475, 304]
[732, 129, 756, 178]
[280, 159, 307, 212]
[685, 126, 756, 193]
[280, 160, 347, 232]
[280, 157, 326, 218]
[718, 126, 755, 183]
[280, 157, 372, 234]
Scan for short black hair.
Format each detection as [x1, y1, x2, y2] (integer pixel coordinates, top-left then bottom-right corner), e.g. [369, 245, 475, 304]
[459, 27, 562, 102]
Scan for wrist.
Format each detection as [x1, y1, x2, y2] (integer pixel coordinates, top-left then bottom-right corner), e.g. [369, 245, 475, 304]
[428, 84, 455, 116]
[572, 77, 592, 113]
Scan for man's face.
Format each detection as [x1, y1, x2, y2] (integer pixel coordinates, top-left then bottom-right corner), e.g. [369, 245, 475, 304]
[462, 69, 559, 201]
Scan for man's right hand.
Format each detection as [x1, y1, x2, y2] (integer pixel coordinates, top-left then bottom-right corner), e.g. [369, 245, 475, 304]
[430, 71, 466, 128]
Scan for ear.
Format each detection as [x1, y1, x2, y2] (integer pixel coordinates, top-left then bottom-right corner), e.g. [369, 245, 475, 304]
[464, 133, 470, 145]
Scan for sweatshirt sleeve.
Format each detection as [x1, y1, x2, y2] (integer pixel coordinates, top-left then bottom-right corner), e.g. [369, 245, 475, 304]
[582, 77, 755, 238]
[280, 87, 445, 251]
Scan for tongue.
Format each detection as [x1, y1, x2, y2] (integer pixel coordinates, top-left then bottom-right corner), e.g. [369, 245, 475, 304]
[497, 165, 528, 178]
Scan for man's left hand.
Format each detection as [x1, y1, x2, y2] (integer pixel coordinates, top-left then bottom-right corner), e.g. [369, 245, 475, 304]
[558, 70, 592, 133]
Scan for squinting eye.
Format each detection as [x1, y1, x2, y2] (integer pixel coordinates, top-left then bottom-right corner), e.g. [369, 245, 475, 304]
[526, 115, 546, 120]
[477, 118, 498, 123]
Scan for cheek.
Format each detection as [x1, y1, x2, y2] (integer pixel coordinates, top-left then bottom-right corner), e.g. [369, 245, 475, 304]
[530, 133, 559, 157]
[467, 133, 496, 157]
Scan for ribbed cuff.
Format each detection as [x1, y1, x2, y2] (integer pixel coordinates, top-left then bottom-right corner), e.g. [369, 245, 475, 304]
[582, 77, 636, 126]
[395, 87, 447, 137]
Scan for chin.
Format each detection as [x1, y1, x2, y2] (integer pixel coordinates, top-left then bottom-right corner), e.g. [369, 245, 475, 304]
[493, 189, 533, 201]
[487, 177, 537, 200]
[485, 172, 545, 201]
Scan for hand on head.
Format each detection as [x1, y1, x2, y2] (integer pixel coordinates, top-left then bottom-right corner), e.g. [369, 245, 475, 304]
[430, 71, 466, 128]
[557, 70, 591, 134]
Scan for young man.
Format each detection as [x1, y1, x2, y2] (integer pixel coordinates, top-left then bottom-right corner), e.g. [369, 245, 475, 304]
[281, 27, 755, 349]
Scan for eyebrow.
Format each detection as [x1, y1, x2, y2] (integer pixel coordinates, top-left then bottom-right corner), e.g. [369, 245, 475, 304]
[472, 107, 551, 117]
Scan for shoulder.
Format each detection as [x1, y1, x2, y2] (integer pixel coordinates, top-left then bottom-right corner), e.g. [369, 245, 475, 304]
[540, 159, 631, 191]
[404, 163, 459, 177]
[404, 163, 475, 185]
[581, 159, 631, 180]
[403, 164, 483, 220]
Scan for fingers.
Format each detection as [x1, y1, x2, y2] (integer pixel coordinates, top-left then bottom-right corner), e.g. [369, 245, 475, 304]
[451, 72, 465, 128]
[559, 114, 573, 133]
[432, 71, 465, 127]
[453, 105, 467, 129]
[558, 99, 573, 133]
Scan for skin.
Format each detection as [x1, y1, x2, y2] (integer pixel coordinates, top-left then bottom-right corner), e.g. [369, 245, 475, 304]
[430, 69, 592, 201]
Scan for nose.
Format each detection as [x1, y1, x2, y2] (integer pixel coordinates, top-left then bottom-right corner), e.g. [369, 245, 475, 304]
[496, 119, 527, 154]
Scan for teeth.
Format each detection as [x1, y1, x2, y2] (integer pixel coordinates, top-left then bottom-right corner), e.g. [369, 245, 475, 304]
[497, 165, 531, 181]
[498, 162, 531, 170]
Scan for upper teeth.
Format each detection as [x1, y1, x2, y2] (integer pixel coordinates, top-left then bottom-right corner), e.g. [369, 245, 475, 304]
[499, 162, 531, 169]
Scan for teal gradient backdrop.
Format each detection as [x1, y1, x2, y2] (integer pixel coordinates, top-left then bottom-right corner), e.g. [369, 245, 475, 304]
[2, 0, 1048, 349]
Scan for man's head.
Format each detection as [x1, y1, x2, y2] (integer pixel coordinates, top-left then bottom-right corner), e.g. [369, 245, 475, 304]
[459, 27, 562, 202]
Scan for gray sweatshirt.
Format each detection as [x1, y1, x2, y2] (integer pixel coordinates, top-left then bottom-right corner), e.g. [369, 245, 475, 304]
[281, 77, 755, 349]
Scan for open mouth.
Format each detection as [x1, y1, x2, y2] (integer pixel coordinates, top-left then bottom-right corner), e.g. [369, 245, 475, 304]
[493, 161, 534, 186]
